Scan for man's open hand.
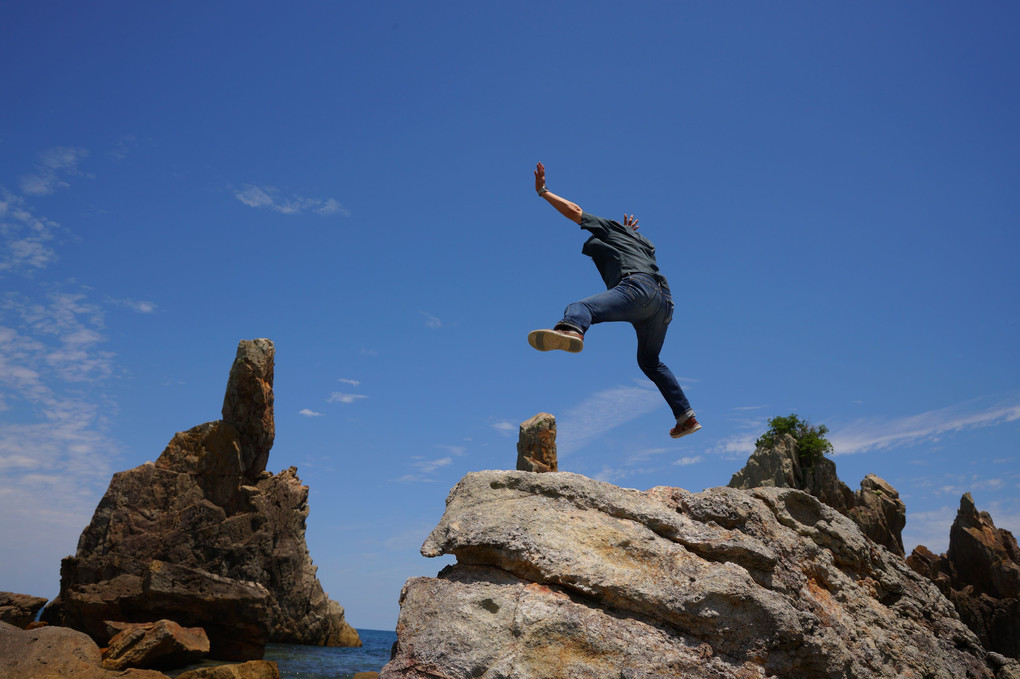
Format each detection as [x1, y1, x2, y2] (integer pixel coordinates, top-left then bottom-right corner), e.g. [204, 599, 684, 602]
[535, 162, 546, 193]
[624, 214, 639, 230]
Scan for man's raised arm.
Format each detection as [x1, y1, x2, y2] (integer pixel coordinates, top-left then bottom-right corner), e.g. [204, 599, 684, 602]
[534, 162, 583, 224]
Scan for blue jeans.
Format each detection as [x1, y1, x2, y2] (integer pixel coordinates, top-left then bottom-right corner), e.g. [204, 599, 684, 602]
[557, 273, 694, 422]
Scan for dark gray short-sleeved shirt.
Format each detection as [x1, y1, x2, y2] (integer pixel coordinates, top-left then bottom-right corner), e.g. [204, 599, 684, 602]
[580, 212, 667, 289]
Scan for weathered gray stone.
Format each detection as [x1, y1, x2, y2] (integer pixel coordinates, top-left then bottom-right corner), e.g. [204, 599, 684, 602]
[0, 591, 47, 628]
[850, 473, 906, 556]
[728, 433, 906, 556]
[516, 412, 557, 472]
[384, 470, 997, 678]
[42, 339, 360, 659]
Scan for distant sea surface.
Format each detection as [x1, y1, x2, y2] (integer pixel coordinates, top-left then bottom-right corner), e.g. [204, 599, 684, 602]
[167, 629, 396, 678]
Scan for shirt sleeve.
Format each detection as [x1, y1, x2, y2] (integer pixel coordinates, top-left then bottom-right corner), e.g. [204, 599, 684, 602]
[579, 212, 616, 237]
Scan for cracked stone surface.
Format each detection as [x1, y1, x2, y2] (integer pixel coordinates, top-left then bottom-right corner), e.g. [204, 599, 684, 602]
[382, 470, 1008, 679]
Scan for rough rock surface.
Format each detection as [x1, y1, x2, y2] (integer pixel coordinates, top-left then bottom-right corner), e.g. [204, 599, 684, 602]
[101, 619, 210, 670]
[176, 660, 280, 679]
[729, 433, 906, 556]
[42, 339, 360, 659]
[382, 470, 1005, 679]
[850, 473, 906, 556]
[0, 620, 169, 679]
[0, 591, 48, 628]
[908, 493, 1020, 659]
[516, 412, 557, 473]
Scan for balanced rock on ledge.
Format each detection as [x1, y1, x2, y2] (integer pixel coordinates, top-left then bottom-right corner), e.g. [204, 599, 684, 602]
[42, 339, 360, 659]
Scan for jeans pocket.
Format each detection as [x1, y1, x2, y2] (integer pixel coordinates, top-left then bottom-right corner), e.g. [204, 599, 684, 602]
[620, 276, 657, 308]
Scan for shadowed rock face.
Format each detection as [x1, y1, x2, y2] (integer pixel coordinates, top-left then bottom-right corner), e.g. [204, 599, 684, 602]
[42, 339, 360, 659]
[729, 434, 906, 556]
[908, 493, 1020, 660]
[382, 471, 1008, 679]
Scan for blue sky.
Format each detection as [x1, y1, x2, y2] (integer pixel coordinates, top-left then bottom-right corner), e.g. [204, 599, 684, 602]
[1, 2, 1018, 632]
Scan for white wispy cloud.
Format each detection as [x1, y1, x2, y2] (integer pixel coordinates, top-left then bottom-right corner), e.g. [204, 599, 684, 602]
[556, 382, 665, 457]
[392, 455, 455, 483]
[109, 135, 138, 161]
[0, 192, 61, 273]
[19, 147, 90, 196]
[327, 392, 368, 404]
[901, 505, 956, 555]
[107, 297, 157, 314]
[421, 312, 442, 329]
[491, 420, 516, 435]
[299, 408, 323, 417]
[234, 184, 350, 216]
[433, 444, 468, 457]
[828, 399, 1020, 455]
[674, 455, 703, 466]
[0, 289, 121, 579]
[338, 378, 361, 387]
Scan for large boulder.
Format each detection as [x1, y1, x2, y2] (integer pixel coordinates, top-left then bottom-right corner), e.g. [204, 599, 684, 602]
[42, 339, 360, 659]
[0, 620, 169, 679]
[0, 591, 48, 628]
[908, 493, 1020, 659]
[729, 433, 906, 556]
[382, 470, 1006, 678]
[101, 619, 209, 671]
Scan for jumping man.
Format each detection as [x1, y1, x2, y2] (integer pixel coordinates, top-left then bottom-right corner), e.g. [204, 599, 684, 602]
[528, 162, 700, 440]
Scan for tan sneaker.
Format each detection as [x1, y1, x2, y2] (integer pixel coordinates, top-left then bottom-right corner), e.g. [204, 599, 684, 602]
[670, 416, 701, 439]
[528, 328, 584, 353]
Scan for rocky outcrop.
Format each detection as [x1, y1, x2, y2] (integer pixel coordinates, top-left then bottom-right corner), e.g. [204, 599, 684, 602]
[729, 433, 906, 556]
[908, 493, 1020, 659]
[516, 412, 557, 472]
[0, 591, 48, 628]
[0, 620, 169, 679]
[102, 619, 209, 671]
[382, 470, 1012, 679]
[850, 473, 906, 556]
[42, 339, 360, 659]
[176, 660, 280, 679]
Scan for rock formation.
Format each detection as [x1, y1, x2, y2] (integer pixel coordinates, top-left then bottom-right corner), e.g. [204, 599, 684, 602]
[42, 339, 360, 659]
[0, 620, 169, 678]
[908, 493, 1020, 660]
[176, 660, 280, 679]
[729, 432, 906, 556]
[382, 470, 1015, 678]
[516, 412, 557, 472]
[101, 619, 210, 671]
[0, 591, 48, 628]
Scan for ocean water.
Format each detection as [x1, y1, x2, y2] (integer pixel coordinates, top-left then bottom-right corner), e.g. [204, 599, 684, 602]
[166, 629, 396, 678]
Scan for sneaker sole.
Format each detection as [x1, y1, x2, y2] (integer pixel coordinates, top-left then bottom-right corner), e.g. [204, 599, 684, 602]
[528, 329, 583, 353]
[670, 422, 702, 439]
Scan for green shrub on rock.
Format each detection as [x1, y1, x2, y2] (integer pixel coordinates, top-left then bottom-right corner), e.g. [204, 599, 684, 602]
[756, 413, 834, 465]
